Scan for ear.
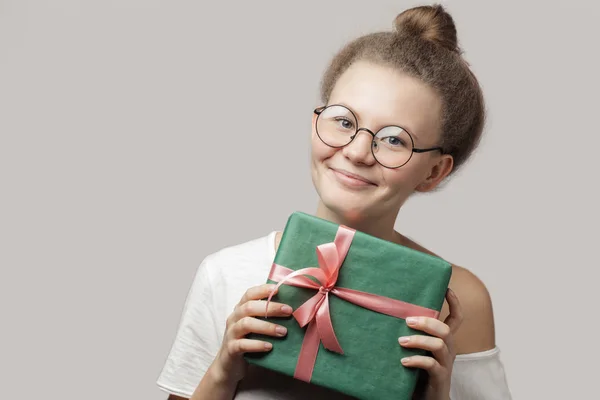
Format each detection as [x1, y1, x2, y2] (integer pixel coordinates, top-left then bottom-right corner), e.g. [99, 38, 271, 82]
[415, 154, 454, 192]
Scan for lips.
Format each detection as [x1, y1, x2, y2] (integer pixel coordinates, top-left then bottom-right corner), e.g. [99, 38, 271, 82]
[330, 168, 377, 186]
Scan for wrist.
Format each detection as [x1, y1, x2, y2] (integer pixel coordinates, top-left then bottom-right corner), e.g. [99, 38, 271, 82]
[190, 363, 239, 400]
[207, 362, 239, 388]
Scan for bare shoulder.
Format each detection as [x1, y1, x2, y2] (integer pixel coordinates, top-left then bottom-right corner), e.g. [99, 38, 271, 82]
[446, 264, 496, 354]
[399, 234, 496, 354]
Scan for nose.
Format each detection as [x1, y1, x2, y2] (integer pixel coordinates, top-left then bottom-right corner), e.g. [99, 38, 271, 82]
[342, 128, 376, 166]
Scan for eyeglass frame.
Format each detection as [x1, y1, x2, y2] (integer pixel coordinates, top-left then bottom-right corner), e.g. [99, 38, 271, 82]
[314, 104, 444, 169]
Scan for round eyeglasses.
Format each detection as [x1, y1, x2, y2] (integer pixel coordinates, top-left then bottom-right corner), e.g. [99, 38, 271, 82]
[314, 105, 444, 169]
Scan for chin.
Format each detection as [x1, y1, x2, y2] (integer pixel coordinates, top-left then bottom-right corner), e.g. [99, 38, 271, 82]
[330, 203, 370, 222]
[317, 180, 372, 219]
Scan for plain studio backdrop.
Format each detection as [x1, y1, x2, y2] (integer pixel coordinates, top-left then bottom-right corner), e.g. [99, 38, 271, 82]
[1, 0, 598, 399]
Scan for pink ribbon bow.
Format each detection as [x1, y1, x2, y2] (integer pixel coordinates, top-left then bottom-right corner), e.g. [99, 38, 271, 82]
[266, 225, 440, 382]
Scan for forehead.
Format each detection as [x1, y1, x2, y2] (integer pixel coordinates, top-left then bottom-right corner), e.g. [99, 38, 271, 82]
[328, 60, 443, 141]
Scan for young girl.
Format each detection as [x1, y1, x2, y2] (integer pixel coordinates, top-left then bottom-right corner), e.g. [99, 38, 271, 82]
[157, 4, 512, 399]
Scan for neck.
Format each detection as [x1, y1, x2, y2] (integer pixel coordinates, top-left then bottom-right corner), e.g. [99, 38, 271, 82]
[315, 201, 399, 243]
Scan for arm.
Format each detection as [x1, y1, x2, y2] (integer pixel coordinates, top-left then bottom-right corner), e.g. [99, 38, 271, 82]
[447, 265, 495, 354]
[160, 282, 293, 400]
[188, 363, 237, 400]
[164, 369, 238, 400]
[165, 367, 239, 400]
[449, 267, 511, 399]
[400, 265, 499, 400]
[165, 365, 238, 400]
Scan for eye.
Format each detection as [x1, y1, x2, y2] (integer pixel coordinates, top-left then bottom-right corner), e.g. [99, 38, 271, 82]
[335, 117, 355, 130]
[381, 136, 407, 147]
[375, 126, 412, 150]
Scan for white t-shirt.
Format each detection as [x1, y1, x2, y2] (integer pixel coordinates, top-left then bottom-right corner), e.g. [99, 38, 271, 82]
[156, 232, 512, 400]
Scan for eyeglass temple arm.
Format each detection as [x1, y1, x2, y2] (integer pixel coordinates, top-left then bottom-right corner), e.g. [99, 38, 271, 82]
[413, 147, 444, 153]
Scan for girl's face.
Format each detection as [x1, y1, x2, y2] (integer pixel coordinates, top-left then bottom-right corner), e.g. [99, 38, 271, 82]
[310, 60, 453, 222]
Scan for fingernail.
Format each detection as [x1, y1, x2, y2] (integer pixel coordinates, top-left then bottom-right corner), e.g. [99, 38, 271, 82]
[448, 288, 455, 297]
[401, 357, 411, 364]
[276, 326, 287, 336]
[398, 336, 410, 344]
[406, 317, 418, 326]
[264, 342, 273, 350]
[281, 305, 293, 314]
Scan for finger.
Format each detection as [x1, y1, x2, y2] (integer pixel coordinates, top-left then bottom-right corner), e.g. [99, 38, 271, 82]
[444, 288, 464, 334]
[230, 316, 288, 339]
[238, 284, 278, 305]
[406, 316, 451, 341]
[401, 355, 446, 381]
[234, 300, 293, 321]
[398, 335, 452, 368]
[227, 338, 274, 355]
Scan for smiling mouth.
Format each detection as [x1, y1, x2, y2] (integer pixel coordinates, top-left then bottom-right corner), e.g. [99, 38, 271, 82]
[329, 168, 377, 187]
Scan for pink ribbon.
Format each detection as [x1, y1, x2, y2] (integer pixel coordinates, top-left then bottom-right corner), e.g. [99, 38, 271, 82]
[266, 225, 441, 382]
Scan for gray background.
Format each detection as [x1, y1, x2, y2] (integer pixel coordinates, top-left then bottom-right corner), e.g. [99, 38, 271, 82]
[1, 0, 598, 399]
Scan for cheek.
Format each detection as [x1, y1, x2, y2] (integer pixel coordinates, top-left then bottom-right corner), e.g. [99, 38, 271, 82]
[380, 164, 423, 191]
[311, 130, 337, 162]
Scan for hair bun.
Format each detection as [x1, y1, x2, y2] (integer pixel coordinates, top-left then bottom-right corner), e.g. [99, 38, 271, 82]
[394, 4, 460, 53]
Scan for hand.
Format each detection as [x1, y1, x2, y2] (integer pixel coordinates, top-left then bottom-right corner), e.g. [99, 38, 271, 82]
[210, 284, 293, 386]
[398, 288, 463, 400]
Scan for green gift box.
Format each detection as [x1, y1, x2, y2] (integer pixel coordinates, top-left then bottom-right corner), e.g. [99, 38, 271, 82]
[245, 212, 452, 399]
